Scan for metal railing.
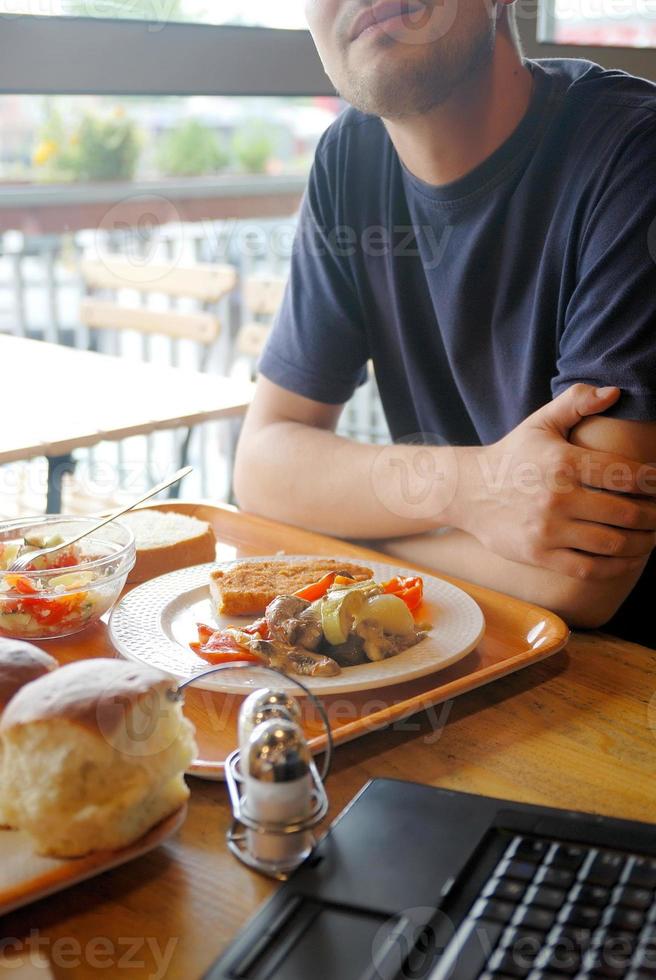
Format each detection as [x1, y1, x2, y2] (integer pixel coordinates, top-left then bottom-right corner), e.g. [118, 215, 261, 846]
[0, 203, 388, 516]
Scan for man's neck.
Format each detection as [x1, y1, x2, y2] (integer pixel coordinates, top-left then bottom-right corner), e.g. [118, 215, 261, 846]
[383, 34, 533, 187]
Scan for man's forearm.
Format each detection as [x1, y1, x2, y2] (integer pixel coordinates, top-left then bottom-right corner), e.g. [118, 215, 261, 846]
[234, 420, 460, 539]
[235, 414, 647, 627]
[378, 527, 646, 629]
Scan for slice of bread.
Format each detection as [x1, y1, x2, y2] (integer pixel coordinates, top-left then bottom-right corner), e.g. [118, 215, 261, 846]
[121, 509, 216, 584]
[209, 558, 374, 618]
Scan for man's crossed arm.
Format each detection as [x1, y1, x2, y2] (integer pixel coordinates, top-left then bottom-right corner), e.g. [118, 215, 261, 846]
[234, 378, 656, 628]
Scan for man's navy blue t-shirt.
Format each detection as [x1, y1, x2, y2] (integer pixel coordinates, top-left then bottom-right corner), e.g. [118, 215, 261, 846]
[259, 58, 656, 643]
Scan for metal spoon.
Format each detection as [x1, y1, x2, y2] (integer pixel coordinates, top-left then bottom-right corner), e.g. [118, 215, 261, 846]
[8, 465, 193, 573]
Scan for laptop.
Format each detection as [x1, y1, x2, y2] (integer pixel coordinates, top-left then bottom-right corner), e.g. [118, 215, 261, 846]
[205, 778, 656, 980]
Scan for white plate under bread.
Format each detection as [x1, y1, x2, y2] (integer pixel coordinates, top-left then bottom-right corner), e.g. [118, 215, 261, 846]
[0, 806, 186, 916]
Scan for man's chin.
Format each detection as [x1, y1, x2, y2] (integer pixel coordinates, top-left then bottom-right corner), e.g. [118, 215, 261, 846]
[337, 25, 495, 119]
[339, 58, 449, 118]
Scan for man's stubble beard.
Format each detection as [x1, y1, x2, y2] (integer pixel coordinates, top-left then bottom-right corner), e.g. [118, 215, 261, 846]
[336, 22, 496, 119]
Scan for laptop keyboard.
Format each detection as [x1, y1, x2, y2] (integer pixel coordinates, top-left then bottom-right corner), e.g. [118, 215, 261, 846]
[429, 834, 656, 980]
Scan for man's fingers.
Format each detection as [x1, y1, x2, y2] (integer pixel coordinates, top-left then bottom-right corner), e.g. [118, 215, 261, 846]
[542, 549, 647, 582]
[571, 446, 656, 496]
[559, 521, 656, 559]
[573, 487, 656, 531]
[532, 384, 620, 437]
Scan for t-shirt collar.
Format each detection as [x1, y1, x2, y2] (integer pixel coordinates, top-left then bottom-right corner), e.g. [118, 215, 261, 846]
[398, 60, 557, 209]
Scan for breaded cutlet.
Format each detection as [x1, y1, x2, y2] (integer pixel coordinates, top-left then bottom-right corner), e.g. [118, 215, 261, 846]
[209, 558, 374, 618]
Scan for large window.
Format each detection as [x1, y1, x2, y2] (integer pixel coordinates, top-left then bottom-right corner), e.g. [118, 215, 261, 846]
[0, 8, 339, 510]
[0, 1, 307, 29]
[539, 0, 656, 47]
[516, 0, 656, 79]
[0, 93, 339, 185]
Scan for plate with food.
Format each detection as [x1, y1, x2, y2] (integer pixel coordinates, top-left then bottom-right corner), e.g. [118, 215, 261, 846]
[109, 556, 485, 695]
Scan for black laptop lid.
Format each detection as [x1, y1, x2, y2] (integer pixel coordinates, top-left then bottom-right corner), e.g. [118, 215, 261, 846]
[206, 778, 656, 980]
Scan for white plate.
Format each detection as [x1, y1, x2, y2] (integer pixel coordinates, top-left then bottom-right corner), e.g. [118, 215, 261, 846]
[109, 557, 485, 696]
[0, 806, 186, 917]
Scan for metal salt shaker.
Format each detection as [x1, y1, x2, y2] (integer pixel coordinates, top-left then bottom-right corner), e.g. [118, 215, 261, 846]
[238, 688, 302, 762]
[243, 717, 314, 874]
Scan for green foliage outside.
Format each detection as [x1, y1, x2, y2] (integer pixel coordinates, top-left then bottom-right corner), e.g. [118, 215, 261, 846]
[232, 122, 275, 174]
[74, 112, 141, 180]
[34, 107, 141, 181]
[158, 119, 229, 177]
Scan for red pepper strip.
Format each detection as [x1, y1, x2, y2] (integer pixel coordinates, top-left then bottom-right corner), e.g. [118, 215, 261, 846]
[191, 629, 264, 666]
[294, 571, 338, 602]
[195, 638, 263, 666]
[241, 618, 269, 638]
[5, 574, 39, 595]
[197, 620, 269, 644]
[199, 650, 263, 665]
[381, 575, 424, 612]
[196, 623, 217, 644]
[199, 630, 244, 653]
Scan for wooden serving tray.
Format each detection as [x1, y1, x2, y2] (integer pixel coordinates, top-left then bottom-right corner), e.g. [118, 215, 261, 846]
[136, 504, 570, 781]
[0, 806, 186, 917]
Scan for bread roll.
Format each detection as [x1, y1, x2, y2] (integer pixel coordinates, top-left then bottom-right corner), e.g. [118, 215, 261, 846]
[121, 509, 216, 584]
[0, 639, 58, 711]
[0, 639, 58, 828]
[0, 659, 196, 856]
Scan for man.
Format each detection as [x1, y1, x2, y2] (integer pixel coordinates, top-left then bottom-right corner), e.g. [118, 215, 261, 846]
[234, 0, 656, 644]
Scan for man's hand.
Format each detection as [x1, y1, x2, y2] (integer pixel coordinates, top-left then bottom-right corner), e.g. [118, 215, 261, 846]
[453, 384, 656, 580]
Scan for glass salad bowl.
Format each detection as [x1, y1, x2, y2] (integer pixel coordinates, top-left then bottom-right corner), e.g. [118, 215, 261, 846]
[0, 516, 135, 640]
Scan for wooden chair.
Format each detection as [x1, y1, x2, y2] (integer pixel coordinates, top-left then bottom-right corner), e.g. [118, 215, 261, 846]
[80, 255, 236, 357]
[235, 275, 287, 374]
[79, 254, 238, 495]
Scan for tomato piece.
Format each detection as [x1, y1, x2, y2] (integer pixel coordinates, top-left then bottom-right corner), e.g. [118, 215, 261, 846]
[21, 591, 86, 626]
[381, 575, 424, 612]
[294, 571, 337, 602]
[5, 575, 39, 595]
[50, 552, 79, 569]
[400, 584, 423, 612]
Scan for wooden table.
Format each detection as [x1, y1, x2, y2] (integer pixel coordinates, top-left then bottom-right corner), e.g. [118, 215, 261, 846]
[0, 335, 253, 511]
[2, 506, 655, 979]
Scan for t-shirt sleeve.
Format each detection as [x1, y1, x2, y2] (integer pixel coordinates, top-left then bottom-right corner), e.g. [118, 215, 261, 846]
[551, 120, 656, 420]
[257, 139, 369, 405]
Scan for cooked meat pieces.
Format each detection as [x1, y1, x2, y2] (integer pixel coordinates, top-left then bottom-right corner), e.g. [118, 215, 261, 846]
[252, 638, 340, 677]
[323, 633, 368, 667]
[354, 621, 427, 661]
[265, 595, 323, 650]
[278, 648, 340, 678]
